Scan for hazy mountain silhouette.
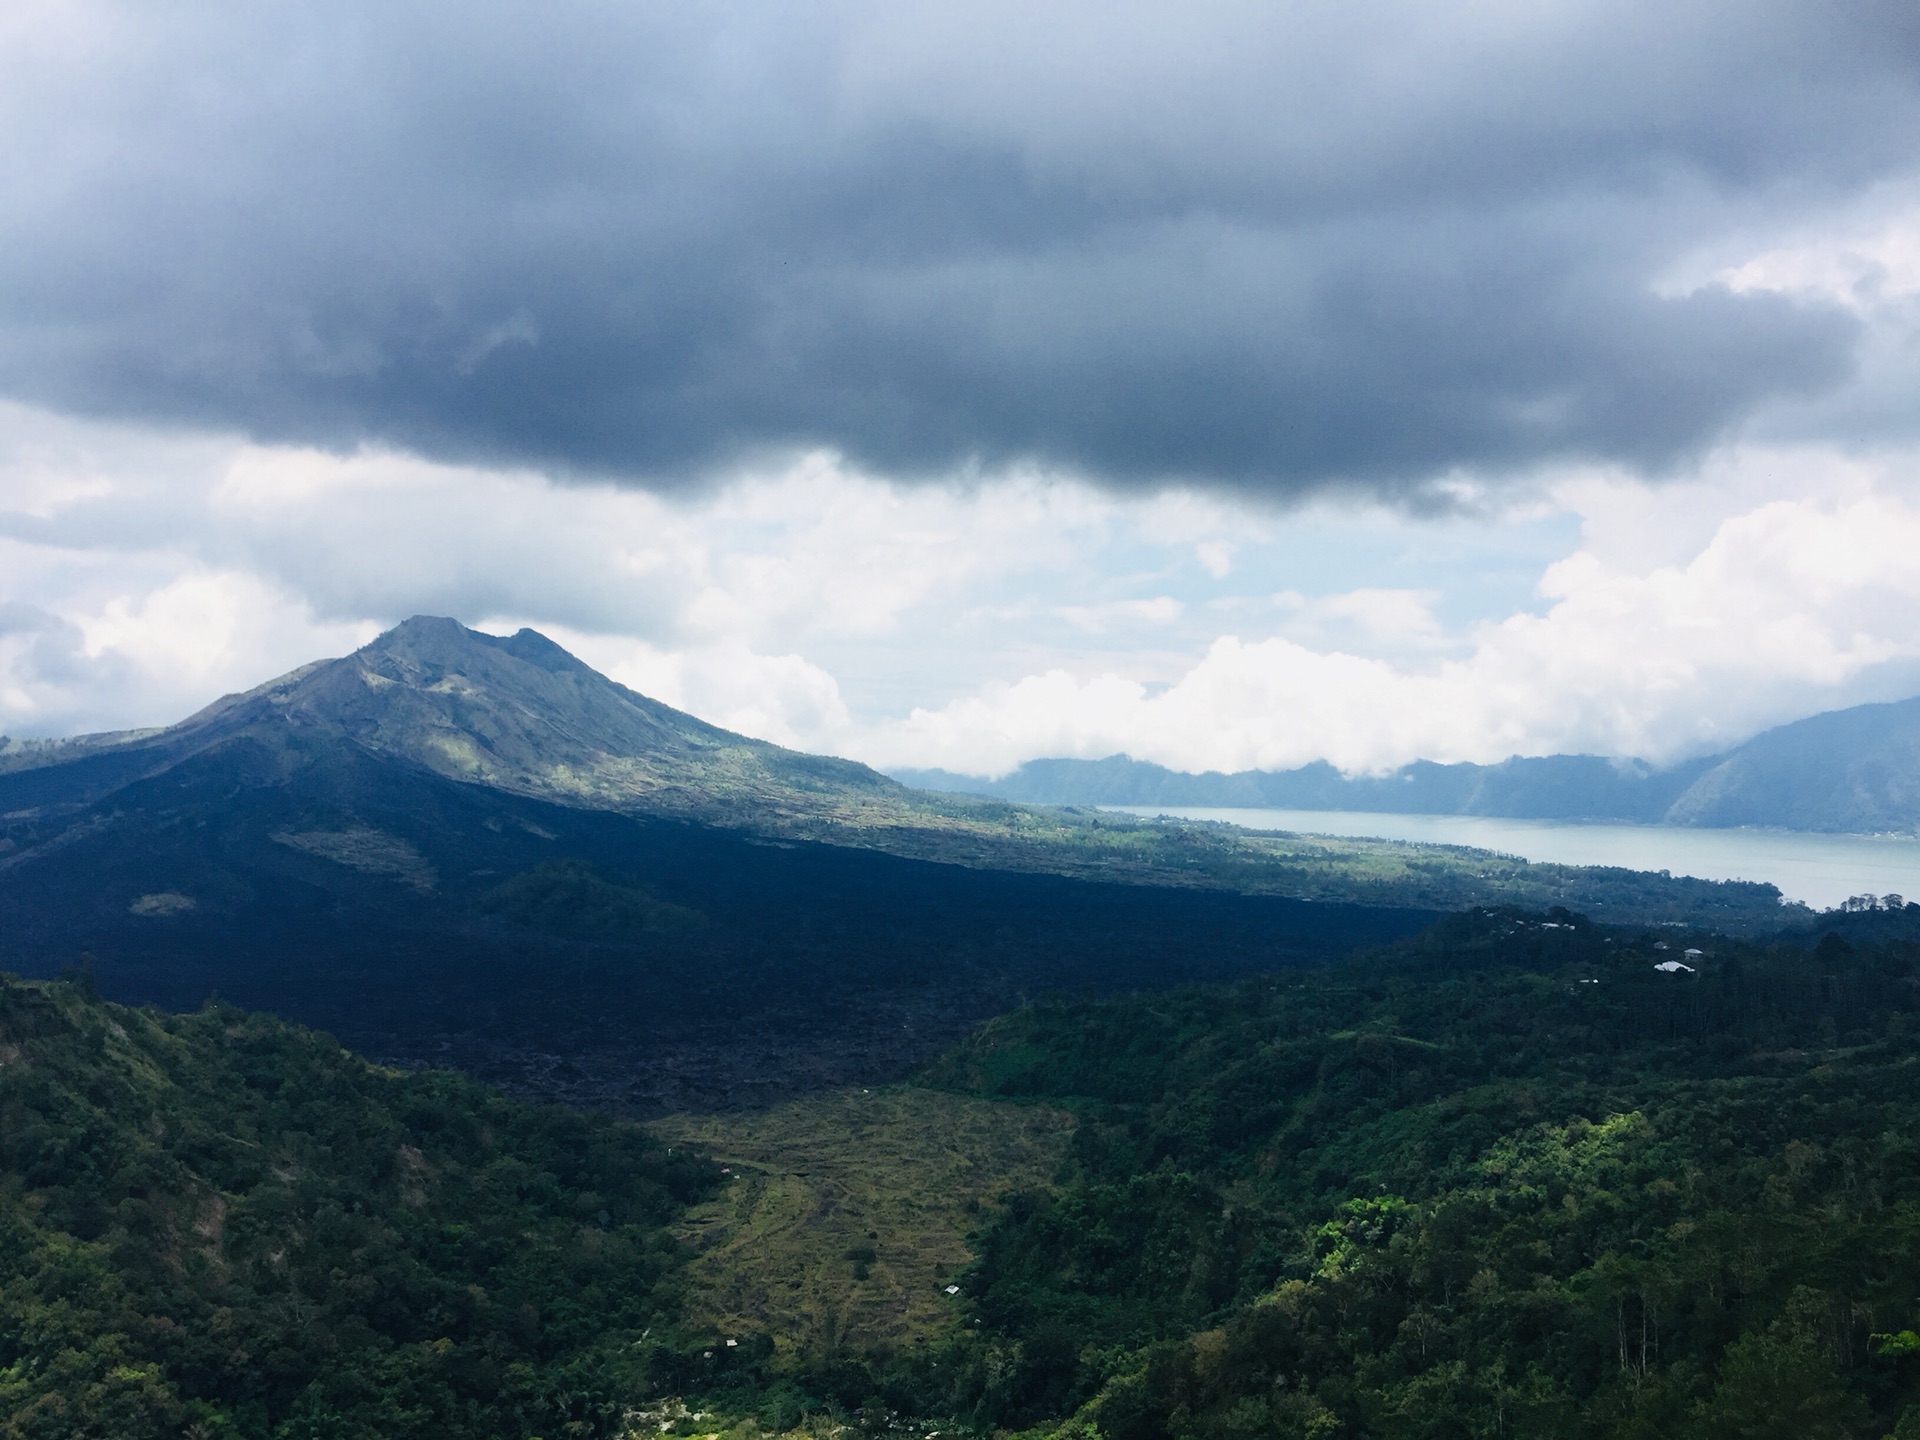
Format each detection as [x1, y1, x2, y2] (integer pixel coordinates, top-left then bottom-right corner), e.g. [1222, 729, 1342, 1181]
[1661, 699, 1920, 831]
[895, 697, 1920, 834]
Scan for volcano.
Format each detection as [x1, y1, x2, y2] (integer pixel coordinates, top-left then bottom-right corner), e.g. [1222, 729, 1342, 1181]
[0, 618, 1434, 1111]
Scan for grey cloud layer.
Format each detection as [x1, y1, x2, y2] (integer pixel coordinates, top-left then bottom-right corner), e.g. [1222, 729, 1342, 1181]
[1, 1, 1912, 494]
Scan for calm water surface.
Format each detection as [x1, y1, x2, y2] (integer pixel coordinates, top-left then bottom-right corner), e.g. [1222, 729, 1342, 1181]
[1105, 806, 1920, 911]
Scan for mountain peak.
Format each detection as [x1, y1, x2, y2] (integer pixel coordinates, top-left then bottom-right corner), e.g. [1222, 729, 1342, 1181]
[358, 613, 542, 668]
[498, 626, 593, 674]
[375, 613, 471, 642]
[2, 615, 904, 823]
[353, 616, 603, 684]
[20, 615, 896, 824]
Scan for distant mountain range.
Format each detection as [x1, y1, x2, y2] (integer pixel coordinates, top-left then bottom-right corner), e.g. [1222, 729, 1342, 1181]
[893, 696, 1920, 834]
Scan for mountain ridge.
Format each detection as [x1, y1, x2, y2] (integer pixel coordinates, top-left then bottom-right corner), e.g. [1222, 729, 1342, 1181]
[893, 695, 1920, 834]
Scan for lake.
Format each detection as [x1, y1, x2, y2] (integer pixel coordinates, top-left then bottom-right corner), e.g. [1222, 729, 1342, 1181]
[1104, 806, 1920, 911]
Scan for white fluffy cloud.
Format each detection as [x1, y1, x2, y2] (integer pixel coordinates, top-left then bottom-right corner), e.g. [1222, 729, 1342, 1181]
[4, 398, 1920, 778]
[857, 453, 1920, 775]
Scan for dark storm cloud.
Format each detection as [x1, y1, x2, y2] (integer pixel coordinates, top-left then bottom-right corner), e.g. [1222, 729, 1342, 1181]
[0, 1, 1913, 495]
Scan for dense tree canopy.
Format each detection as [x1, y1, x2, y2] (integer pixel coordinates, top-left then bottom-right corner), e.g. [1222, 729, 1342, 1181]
[808, 909, 1920, 1437]
[0, 977, 717, 1439]
[13, 905, 1920, 1438]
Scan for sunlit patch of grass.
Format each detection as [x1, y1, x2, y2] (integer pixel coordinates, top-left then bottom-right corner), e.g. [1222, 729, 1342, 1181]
[650, 1086, 1073, 1360]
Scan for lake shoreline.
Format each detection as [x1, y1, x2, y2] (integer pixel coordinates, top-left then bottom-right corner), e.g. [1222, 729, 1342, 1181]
[1107, 805, 1920, 911]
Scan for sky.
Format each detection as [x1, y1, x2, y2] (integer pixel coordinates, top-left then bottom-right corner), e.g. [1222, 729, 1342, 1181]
[4, 0, 1920, 777]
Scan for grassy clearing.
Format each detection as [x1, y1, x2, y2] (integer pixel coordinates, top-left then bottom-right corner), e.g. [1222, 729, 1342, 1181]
[649, 1086, 1073, 1361]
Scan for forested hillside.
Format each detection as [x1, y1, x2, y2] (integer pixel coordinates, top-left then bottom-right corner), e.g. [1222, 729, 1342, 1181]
[15, 908, 1920, 1439]
[0, 976, 717, 1439]
[639, 910, 1920, 1438]
[881, 911, 1920, 1438]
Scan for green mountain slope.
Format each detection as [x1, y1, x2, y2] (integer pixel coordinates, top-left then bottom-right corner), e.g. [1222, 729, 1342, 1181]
[17, 909, 1920, 1438]
[678, 910, 1920, 1437]
[1665, 696, 1920, 832]
[0, 974, 718, 1440]
[0, 616, 898, 825]
[0, 617, 1798, 934]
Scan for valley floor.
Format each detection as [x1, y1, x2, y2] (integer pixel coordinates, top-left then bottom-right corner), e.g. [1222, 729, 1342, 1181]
[651, 1087, 1073, 1359]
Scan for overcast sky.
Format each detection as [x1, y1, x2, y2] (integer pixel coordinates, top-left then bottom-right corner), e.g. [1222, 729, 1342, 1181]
[5, 0, 1920, 775]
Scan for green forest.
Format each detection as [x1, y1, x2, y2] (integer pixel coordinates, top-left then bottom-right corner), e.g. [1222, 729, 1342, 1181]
[895, 908, 1920, 1438]
[0, 977, 717, 1439]
[11, 905, 1920, 1437]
